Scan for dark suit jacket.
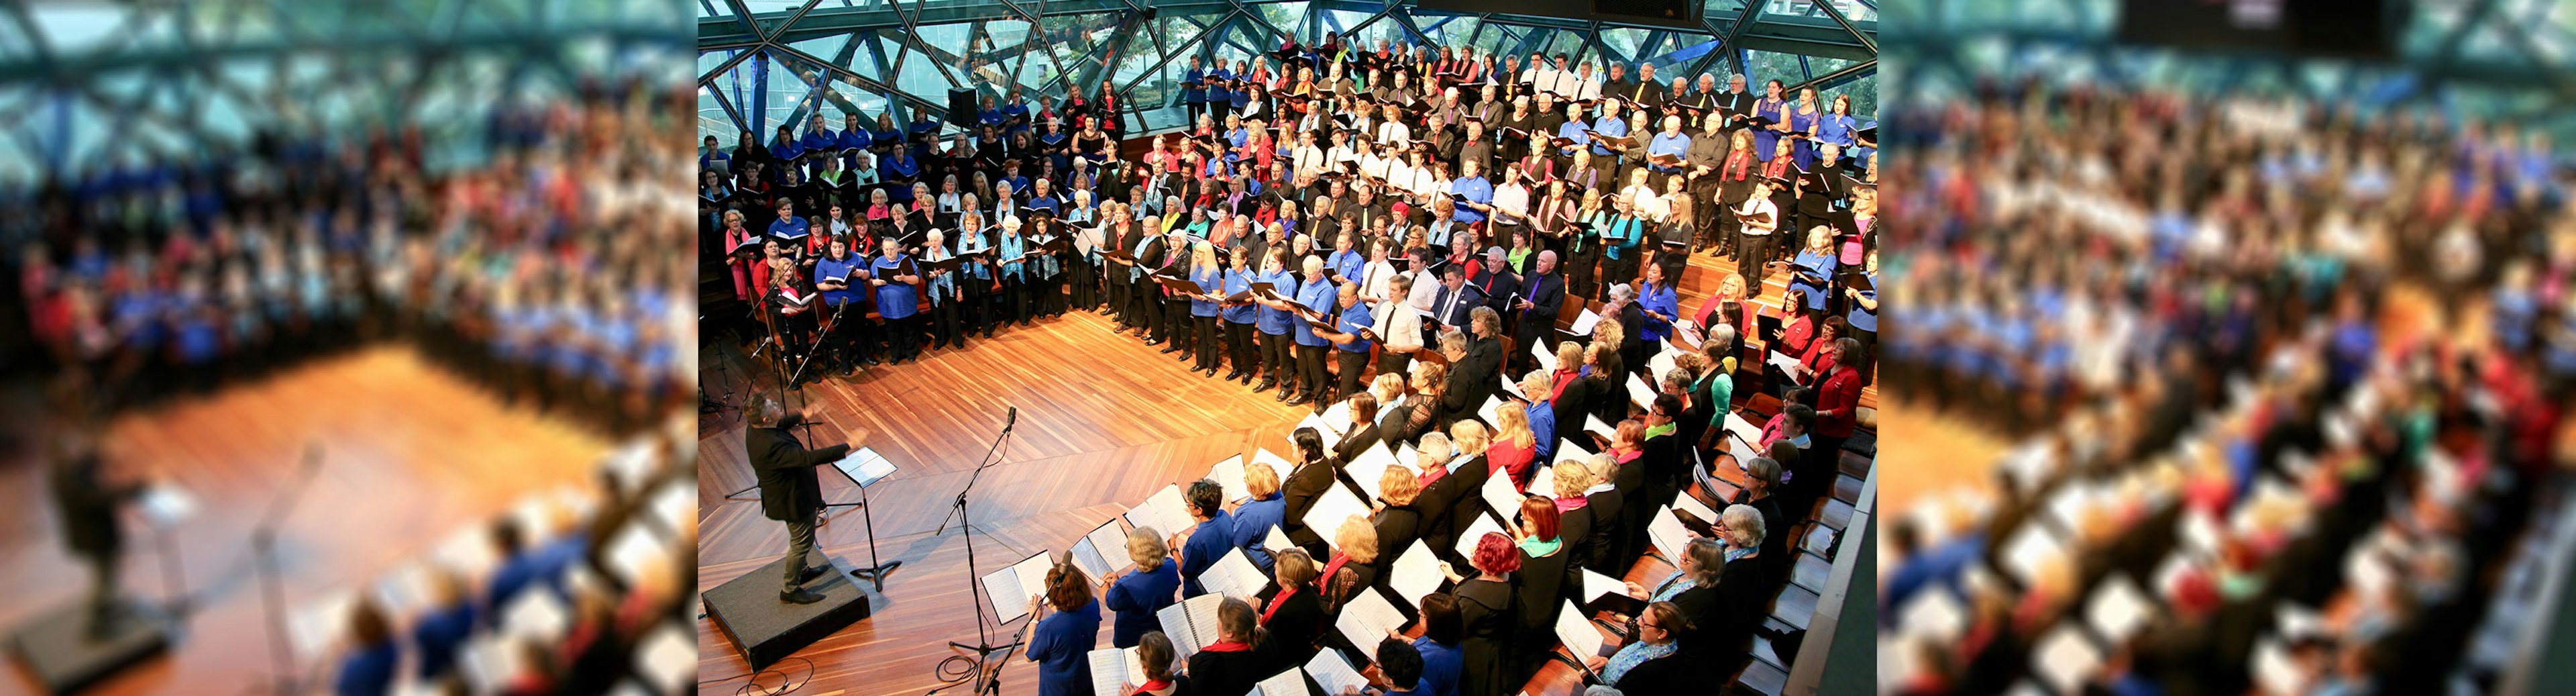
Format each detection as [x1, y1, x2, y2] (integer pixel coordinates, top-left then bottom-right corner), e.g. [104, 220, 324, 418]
[1279, 457, 1340, 550]
[1441, 454, 1494, 554]
[1472, 268, 1520, 317]
[52, 455, 140, 556]
[1511, 272, 1567, 356]
[1429, 285, 1486, 332]
[748, 421, 851, 521]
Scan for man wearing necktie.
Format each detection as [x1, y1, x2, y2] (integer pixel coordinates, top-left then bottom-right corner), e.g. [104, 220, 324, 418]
[1432, 264, 1485, 332]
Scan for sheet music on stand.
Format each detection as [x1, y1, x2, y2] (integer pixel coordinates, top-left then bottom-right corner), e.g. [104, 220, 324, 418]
[982, 551, 1057, 623]
[831, 447, 900, 487]
[138, 483, 198, 527]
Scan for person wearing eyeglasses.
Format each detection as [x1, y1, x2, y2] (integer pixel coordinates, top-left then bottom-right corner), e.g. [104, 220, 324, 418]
[1581, 601, 1690, 691]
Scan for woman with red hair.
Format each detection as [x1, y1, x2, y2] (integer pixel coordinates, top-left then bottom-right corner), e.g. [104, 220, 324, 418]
[1438, 532, 1518, 696]
[1508, 496, 1574, 682]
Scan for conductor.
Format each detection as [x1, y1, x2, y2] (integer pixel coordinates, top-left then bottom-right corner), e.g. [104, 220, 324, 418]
[747, 393, 854, 605]
[50, 428, 144, 639]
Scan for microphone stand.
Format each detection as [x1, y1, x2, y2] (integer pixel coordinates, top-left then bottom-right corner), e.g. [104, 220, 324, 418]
[928, 407, 1019, 696]
[252, 446, 325, 696]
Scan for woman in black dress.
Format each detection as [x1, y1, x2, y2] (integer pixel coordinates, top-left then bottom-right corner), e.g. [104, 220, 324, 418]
[1252, 548, 1326, 666]
[1440, 530, 1521, 696]
[1507, 496, 1575, 684]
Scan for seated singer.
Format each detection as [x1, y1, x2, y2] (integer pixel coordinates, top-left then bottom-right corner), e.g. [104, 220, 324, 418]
[747, 393, 855, 604]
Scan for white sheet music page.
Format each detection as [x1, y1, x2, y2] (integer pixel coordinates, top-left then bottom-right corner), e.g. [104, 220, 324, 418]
[1646, 506, 1690, 560]
[1553, 599, 1605, 658]
[1301, 484, 1371, 542]
[1305, 646, 1370, 695]
[1481, 466, 1525, 520]
[1388, 540, 1444, 607]
[1332, 588, 1407, 664]
[1454, 515, 1507, 558]
[1208, 455, 1250, 505]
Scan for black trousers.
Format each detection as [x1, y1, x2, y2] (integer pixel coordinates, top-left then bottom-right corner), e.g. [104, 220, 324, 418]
[999, 275, 1029, 325]
[1741, 234, 1773, 286]
[1163, 298, 1192, 350]
[1146, 295, 1173, 341]
[781, 517, 817, 593]
[1335, 349, 1369, 405]
[883, 313, 920, 361]
[1193, 314, 1220, 370]
[1295, 344, 1328, 398]
[1071, 258, 1097, 310]
[1225, 320, 1256, 374]
[1564, 246, 1599, 301]
[83, 550, 117, 634]
[1602, 252, 1638, 299]
[928, 297, 961, 349]
[1379, 349, 1412, 385]
[963, 275, 994, 336]
[1105, 268, 1128, 321]
[822, 301, 863, 366]
[1260, 330, 1295, 385]
[1851, 326, 1876, 387]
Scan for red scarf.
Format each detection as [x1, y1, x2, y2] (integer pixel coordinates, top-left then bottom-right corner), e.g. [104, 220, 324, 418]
[1762, 156, 1791, 182]
[1550, 369, 1578, 402]
[1725, 150, 1753, 181]
[1261, 586, 1300, 626]
[1554, 495, 1588, 512]
[1319, 552, 1352, 590]
[1200, 640, 1252, 653]
[1128, 679, 1173, 696]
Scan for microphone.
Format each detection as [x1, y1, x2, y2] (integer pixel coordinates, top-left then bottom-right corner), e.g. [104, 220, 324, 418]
[1004, 406, 1018, 432]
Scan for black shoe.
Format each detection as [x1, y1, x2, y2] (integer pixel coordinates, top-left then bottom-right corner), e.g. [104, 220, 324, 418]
[1284, 393, 1312, 407]
[1201, 367, 1219, 377]
[1312, 400, 1330, 415]
[1252, 379, 1277, 393]
[844, 364, 860, 377]
[1147, 338, 1167, 347]
[798, 565, 830, 584]
[780, 588, 825, 605]
[1275, 387, 1295, 402]
[1159, 344, 1180, 354]
[1176, 351, 1193, 362]
[863, 356, 882, 366]
[1224, 370, 1247, 382]
[1240, 372, 1257, 386]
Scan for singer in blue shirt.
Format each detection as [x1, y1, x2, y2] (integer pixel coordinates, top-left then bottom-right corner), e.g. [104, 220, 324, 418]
[1589, 102, 1629, 160]
[1646, 115, 1693, 189]
[1102, 530, 1181, 648]
[765, 199, 808, 242]
[1327, 234, 1366, 284]
[1253, 250, 1300, 395]
[995, 215, 1030, 326]
[1288, 256, 1337, 408]
[1449, 160, 1494, 226]
[1188, 242, 1225, 376]
[1220, 246, 1262, 384]
[814, 236, 873, 371]
[1183, 57, 1212, 121]
[1177, 481, 1235, 597]
[869, 237, 922, 363]
[1314, 282, 1376, 409]
[1636, 262, 1680, 344]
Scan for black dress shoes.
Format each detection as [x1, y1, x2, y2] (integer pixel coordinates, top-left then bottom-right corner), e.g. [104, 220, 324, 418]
[780, 588, 825, 605]
[798, 565, 830, 584]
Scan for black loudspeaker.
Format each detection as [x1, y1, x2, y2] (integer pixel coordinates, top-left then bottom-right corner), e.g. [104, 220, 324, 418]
[947, 88, 979, 126]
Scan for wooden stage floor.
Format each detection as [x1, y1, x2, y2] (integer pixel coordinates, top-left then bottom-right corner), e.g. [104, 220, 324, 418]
[0, 346, 611, 695]
[694, 248, 1874, 695]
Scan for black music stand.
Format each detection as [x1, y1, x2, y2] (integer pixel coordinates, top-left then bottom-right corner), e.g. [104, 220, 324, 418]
[826, 448, 903, 591]
[928, 409, 1020, 696]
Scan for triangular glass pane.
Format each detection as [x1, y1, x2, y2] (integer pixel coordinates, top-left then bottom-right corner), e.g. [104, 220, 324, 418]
[29, 3, 133, 55]
[792, 34, 855, 66]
